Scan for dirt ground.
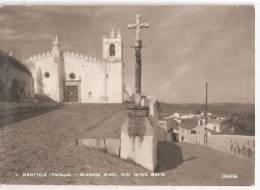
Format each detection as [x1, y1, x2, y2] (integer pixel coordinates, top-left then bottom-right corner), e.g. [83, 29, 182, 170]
[0, 104, 255, 185]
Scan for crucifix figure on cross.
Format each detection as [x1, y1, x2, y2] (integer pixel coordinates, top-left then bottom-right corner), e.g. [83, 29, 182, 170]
[128, 14, 149, 42]
[128, 15, 149, 105]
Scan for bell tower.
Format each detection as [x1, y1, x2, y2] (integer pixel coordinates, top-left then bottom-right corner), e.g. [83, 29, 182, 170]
[102, 28, 123, 103]
[51, 35, 64, 102]
[103, 28, 122, 62]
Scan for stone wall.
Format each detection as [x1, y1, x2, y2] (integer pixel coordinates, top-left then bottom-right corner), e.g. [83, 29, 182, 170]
[207, 134, 255, 161]
[78, 138, 121, 157]
[0, 102, 60, 117]
[0, 51, 35, 102]
[181, 134, 197, 144]
[158, 120, 177, 142]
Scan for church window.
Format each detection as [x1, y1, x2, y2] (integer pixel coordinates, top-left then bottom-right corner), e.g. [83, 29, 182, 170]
[88, 91, 92, 98]
[69, 73, 75, 79]
[44, 72, 50, 78]
[109, 44, 115, 56]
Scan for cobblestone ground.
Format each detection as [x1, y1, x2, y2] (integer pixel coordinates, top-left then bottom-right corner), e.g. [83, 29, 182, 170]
[0, 104, 254, 185]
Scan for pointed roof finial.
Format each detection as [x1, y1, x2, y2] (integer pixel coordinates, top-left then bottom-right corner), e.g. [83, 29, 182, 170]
[53, 35, 59, 46]
[111, 28, 115, 38]
[117, 30, 121, 38]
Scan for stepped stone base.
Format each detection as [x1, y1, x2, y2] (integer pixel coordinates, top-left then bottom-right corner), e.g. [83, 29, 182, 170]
[79, 98, 158, 171]
[120, 123, 156, 170]
[78, 138, 120, 156]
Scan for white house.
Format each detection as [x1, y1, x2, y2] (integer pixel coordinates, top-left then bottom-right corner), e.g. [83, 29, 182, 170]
[206, 119, 221, 133]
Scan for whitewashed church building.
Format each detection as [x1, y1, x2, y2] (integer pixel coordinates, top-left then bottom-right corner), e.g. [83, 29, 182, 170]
[24, 29, 123, 103]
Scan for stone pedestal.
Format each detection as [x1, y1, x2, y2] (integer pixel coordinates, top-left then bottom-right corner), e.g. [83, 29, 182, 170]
[134, 94, 141, 106]
[120, 105, 157, 171]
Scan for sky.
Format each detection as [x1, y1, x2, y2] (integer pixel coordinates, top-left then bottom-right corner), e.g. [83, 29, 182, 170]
[0, 6, 255, 103]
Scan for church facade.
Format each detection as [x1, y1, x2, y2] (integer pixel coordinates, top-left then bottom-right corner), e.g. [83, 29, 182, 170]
[24, 29, 123, 103]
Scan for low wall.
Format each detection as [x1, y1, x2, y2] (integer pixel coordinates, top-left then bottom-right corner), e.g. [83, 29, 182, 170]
[207, 134, 255, 161]
[182, 134, 197, 144]
[158, 127, 167, 141]
[1, 102, 36, 110]
[78, 138, 121, 156]
[0, 102, 60, 117]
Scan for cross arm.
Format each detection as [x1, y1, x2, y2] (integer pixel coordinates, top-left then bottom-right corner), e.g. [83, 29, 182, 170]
[140, 23, 149, 28]
[128, 24, 136, 29]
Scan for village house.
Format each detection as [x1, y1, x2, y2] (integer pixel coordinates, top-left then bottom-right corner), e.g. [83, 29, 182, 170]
[164, 112, 196, 120]
[158, 118, 179, 141]
[179, 118, 197, 133]
[206, 119, 221, 133]
[0, 49, 35, 102]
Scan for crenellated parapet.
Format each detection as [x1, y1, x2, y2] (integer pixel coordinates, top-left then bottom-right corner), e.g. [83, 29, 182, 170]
[25, 50, 105, 65]
[25, 51, 52, 62]
[63, 51, 104, 64]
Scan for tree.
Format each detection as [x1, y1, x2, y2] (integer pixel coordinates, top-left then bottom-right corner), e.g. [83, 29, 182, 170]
[221, 110, 255, 136]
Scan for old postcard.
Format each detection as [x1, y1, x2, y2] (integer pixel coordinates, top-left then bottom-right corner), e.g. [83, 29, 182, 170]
[0, 5, 255, 187]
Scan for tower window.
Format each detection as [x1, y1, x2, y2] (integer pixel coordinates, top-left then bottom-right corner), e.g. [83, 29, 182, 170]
[109, 44, 115, 56]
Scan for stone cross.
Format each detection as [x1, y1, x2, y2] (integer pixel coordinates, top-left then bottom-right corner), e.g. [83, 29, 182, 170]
[128, 15, 149, 105]
[128, 14, 149, 42]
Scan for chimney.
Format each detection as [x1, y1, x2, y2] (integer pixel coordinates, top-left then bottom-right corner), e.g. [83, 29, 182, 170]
[205, 82, 208, 117]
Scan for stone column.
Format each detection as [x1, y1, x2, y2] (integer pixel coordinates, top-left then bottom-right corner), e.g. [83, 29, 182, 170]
[134, 40, 142, 105]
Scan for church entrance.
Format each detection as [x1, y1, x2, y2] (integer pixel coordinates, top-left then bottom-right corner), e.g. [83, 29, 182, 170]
[66, 86, 78, 102]
[65, 80, 81, 103]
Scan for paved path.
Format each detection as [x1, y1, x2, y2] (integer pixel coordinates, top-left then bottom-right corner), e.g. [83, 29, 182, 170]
[0, 104, 254, 185]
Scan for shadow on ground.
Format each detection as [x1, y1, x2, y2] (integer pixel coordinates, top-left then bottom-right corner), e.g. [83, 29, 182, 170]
[0, 105, 63, 128]
[84, 108, 123, 133]
[156, 141, 197, 172]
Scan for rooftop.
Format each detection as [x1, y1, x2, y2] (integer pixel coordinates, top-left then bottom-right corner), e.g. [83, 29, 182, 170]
[180, 118, 197, 130]
[0, 50, 31, 74]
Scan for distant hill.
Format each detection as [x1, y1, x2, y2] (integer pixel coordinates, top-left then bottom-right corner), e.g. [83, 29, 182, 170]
[157, 102, 255, 117]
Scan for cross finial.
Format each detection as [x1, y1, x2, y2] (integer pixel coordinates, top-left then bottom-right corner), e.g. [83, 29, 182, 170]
[128, 14, 149, 41]
[111, 28, 115, 38]
[53, 35, 59, 46]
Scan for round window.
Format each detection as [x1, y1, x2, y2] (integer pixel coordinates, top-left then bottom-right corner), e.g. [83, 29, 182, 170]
[69, 73, 75, 79]
[44, 72, 50, 78]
